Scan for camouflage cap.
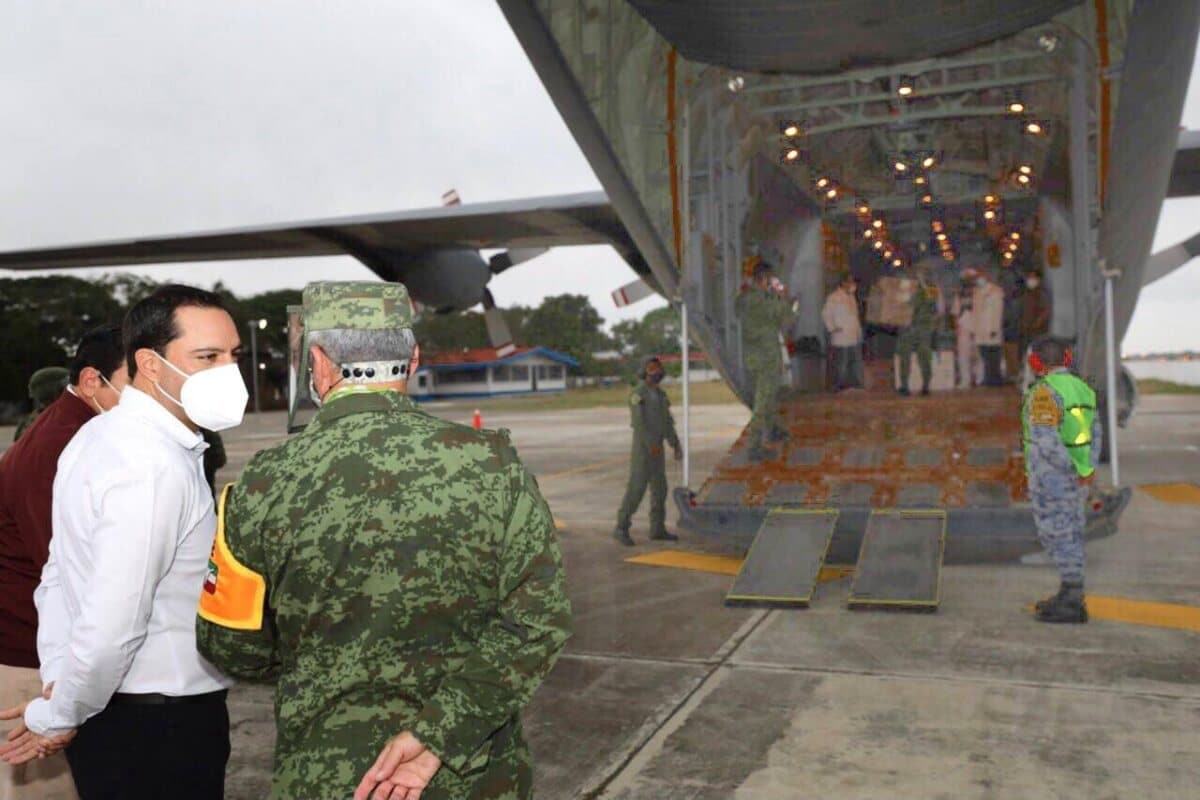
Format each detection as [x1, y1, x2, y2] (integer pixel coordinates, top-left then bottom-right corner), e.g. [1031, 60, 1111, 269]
[302, 281, 413, 332]
[28, 366, 69, 404]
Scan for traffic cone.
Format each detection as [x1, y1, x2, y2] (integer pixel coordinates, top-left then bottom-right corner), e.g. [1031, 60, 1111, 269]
[472, 409, 483, 430]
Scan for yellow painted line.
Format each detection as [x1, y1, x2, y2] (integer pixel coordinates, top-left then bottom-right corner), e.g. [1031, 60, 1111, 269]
[1085, 595, 1200, 632]
[539, 456, 628, 481]
[1139, 483, 1200, 505]
[626, 550, 853, 584]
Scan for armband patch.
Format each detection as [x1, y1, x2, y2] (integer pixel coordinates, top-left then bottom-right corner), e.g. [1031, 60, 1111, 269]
[630, 393, 643, 406]
[198, 484, 266, 631]
[1029, 386, 1061, 427]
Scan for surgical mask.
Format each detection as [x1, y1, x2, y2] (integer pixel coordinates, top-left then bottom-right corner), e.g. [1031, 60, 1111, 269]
[1026, 278, 1040, 289]
[648, 371, 664, 385]
[153, 353, 248, 431]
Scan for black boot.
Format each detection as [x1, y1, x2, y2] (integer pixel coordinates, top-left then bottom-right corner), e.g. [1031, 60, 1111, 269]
[649, 528, 679, 542]
[1035, 582, 1088, 624]
[898, 386, 910, 396]
[612, 525, 635, 547]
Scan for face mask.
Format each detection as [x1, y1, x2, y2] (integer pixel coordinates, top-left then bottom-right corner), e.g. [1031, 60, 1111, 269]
[648, 371, 664, 385]
[1026, 278, 1040, 289]
[153, 353, 248, 432]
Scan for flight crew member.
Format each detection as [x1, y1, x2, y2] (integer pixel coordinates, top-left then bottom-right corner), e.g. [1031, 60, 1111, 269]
[736, 261, 796, 461]
[973, 270, 1006, 386]
[1022, 336, 1101, 624]
[12, 368, 70, 442]
[896, 268, 940, 396]
[196, 281, 571, 800]
[0, 324, 127, 800]
[821, 274, 864, 391]
[613, 356, 682, 546]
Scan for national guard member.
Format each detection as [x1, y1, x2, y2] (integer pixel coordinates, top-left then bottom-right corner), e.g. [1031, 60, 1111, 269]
[12, 367, 69, 442]
[896, 268, 939, 396]
[735, 261, 796, 461]
[1022, 336, 1101, 624]
[613, 356, 682, 546]
[195, 281, 572, 800]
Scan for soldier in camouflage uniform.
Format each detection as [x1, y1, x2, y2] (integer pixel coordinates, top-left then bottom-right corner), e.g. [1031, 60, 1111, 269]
[613, 356, 681, 546]
[195, 281, 572, 800]
[735, 262, 796, 462]
[12, 367, 69, 441]
[1022, 336, 1101, 624]
[896, 270, 940, 396]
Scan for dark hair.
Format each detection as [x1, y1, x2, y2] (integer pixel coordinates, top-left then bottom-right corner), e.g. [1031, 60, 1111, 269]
[638, 356, 663, 379]
[69, 323, 125, 384]
[1032, 335, 1070, 368]
[123, 284, 228, 378]
[753, 261, 773, 280]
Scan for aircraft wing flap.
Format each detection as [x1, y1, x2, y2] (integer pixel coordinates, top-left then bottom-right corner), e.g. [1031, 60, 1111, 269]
[0, 191, 627, 271]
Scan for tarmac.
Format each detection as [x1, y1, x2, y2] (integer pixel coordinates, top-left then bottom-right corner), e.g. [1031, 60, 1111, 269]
[5, 393, 1200, 798]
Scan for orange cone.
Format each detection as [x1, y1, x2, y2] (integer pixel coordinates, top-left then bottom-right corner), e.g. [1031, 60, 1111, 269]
[472, 409, 482, 430]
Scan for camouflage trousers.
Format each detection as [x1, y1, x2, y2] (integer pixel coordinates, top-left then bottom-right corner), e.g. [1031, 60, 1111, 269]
[896, 327, 932, 390]
[1030, 472, 1086, 584]
[617, 448, 667, 533]
[748, 363, 781, 441]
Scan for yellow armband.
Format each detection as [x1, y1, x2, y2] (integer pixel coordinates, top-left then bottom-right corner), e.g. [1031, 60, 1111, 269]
[198, 484, 267, 631]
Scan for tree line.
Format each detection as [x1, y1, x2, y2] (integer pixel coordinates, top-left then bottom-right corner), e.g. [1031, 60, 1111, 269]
[1, 275, 684, 413]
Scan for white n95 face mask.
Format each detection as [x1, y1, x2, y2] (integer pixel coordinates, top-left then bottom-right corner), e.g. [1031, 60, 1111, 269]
[154, 353, 249, 431]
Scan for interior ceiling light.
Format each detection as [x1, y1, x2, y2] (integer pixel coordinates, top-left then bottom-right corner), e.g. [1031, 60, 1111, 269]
[1038, 33, 1059, 53]
[922, 156, 936, 169]
[936, 232, 948, 241]
[1019, 165, 1033, 175]
[1011, 231, 1021, 240]
[783, 123, 801, 138]
[984, 209, 997, 220]
[864, 229, 874, 238]
[785, 149, 800, 161]
[826, 188, 839, 199]
[1017, 173, 1032, 185]
[884, 250, 893, 259]
[984, 194, 996, 204]
[914, 176, 927, 186]
[1008, 101, 1026, 114]
[858, 203, 870, 214]
[1009, 243, 1020, 251]
[932, 220, 944, 233]
[872, 219, 884, 229]
[874, 240, 884, 250]
[893, 258, 903, 267]
[728, 75, 745, 92]
[896, 76, 915, 97]
[922, 194, 933, 205]
[1025, 120, 1045, 135]
[1004, 251, 1015, 260]
[816, 177, 830, 189]
[894, 161, 908, 172]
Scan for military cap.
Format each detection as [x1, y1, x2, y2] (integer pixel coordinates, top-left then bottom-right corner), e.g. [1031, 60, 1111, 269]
[302, 281, 413, 332]
[28, 367, 69, 405]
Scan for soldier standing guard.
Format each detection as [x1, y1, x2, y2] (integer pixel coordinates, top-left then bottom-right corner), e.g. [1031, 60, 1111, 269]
[896, 268, 940, 396]
[12, 367, 69, 441]
[735, 261, 796, 462]
[1022, 336, 1101, 624]
[613, 356, 682, 546]
[195, 281, 571, 800]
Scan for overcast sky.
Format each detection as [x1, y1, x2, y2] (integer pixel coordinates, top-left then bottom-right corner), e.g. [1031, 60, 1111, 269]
[1, 2, 1197, 353]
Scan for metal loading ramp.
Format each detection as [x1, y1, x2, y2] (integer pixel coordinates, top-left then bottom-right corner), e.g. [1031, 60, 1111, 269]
[725, 509, 837, 608]
[848, 510, 947, 612]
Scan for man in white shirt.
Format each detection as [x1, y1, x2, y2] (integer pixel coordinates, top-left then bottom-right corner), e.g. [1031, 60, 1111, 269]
[971, 269, 1007, 386]
[821, 274, 864, 391]
[0, 285, 247, 800]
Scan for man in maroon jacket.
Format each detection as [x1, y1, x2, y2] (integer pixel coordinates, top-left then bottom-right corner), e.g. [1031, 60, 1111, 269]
[0, 324, 126, 799]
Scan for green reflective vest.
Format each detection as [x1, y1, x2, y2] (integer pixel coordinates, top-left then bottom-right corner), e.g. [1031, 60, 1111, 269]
[1022, 371, 1097, 476]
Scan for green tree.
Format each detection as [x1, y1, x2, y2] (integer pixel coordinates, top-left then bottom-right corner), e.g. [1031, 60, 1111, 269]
[612, 306, 681, 360]
[520, 294, 611, 374]
[0, 276, 126, 407]
[412, 310, 491, 353]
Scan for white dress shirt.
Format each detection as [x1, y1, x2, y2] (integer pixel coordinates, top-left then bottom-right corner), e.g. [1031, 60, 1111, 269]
[821, 288, 862, 347]
[25, 385, 233, 737]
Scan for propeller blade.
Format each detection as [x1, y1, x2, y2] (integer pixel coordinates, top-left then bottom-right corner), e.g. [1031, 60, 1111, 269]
[481, 289, 516, 356]
[489, 247, 548, 275]
[611, 278, 654, 308]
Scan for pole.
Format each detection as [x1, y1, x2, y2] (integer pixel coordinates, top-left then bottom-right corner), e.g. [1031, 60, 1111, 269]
[1103, 270, 1120, 486]
[681, 301, 691, 488]
[250, 322, 261, 415]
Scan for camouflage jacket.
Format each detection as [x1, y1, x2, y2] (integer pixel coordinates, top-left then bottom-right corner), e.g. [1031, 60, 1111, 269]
[629, 383, 680, 456]
[907, 281, 940, 331]
[736, 287, 794, 371]
[196, 389, 571, 799]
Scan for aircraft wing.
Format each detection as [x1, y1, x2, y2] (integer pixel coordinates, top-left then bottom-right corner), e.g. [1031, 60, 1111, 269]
[0, 190, 647, 274]
[1167, 129, 1200, 198]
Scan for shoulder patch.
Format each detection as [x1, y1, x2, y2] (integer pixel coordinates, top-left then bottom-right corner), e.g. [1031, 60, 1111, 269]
[630, 392, 643, 406]
[198, 484, 267, 631]
[1029, 386, 1061, 427]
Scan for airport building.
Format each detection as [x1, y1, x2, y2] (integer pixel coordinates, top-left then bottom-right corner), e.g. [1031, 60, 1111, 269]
[410, 346, 577, 400]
